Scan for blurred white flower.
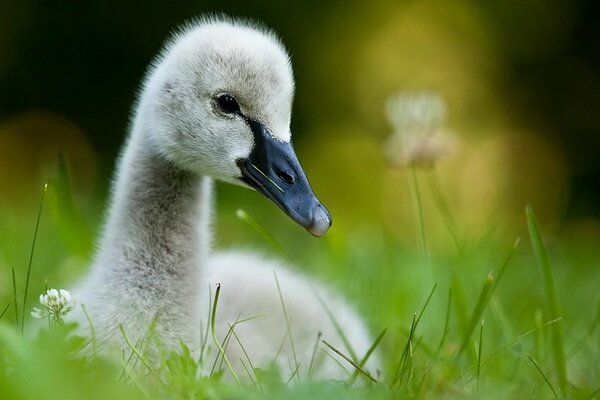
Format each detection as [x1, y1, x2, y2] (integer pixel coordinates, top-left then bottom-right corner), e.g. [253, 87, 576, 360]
[385, 92, 454, 167]
[31, 288, 74, 321]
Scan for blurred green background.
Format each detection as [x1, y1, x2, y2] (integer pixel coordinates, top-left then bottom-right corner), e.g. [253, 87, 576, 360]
[0, 1, 597, 273]
[1, 1, 599, 395]
[1, 0, 599, 291]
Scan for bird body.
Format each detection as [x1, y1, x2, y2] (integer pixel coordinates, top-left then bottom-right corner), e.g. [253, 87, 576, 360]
[71, 17, 379, 380]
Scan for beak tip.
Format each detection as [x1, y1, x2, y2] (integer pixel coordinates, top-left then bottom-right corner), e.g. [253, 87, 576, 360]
[306, 204, 332, 237]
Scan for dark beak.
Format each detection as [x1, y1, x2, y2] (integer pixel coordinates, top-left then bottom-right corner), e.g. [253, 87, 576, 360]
[237, 119, 332, 237]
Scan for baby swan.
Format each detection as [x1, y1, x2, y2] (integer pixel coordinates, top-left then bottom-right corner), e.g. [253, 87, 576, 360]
[72, 18, 378, 380]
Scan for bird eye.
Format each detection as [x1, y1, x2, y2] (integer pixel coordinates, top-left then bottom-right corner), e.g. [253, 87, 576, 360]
[217, 94, 240, 114]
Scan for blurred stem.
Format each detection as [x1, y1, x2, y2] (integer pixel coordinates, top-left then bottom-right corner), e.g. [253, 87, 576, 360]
[426, 170, 461, 252]
[12, 268, 18, 329]
[407, 163, 428, 269]
[22, 183, 48, 335]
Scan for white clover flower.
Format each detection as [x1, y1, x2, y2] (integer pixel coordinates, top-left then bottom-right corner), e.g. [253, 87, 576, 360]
[385, 91, 454, 167]
[31, 288, 74, 322]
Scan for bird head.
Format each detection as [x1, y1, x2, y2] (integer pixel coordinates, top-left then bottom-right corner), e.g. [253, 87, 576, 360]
[139, 18, 331, 236]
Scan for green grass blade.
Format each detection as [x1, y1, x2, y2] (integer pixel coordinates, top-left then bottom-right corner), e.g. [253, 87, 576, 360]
[459, 273, 494, 355]
[534, 309, 544, 362]
[285, 364, 301, 384]
[21, 183, 48, 334]
[526, 205, 568, 390]
[416, 283, 438, 327]
[118, 358, 151, 399]
[434, 287, 453, 360]
[236, 209, 290, 259]
[12, 268, 18, 328]
[312, 286, 359, 363]
[459, 239, 519, 355]
[426, 170, 461, 252]
[527, 354, 559, 399]
[407, 164, 428, 268]
[0, 303, 9, 320]
[118, 323, 156, 376]
[477, 320, 484, 390]
[308, 331, 322, 379]
[273, 271, 299, 379]
[350, 328, 386, 384]
[392, 285, 437, 387]
[392, 314, 417, 387]
[360, 328, 387, 368]
[322, 340, 377, 383]
[228, 323, 261, 389]
[81, 304, 97, 357]
[210, 283, 240, 384]
[476, 317, 561, 371]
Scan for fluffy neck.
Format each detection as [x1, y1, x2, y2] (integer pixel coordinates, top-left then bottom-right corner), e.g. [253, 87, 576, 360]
[93, 127, 212, 330]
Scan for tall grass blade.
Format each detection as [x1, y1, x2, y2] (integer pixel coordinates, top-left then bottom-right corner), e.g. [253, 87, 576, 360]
[312, 287, 359, 362]
[211, 314, 261, 376]
[566, 300, 600, 361]
[426, 170, 461, 252]
[285, 364, 301, 384]
[308, 331, 322, 379]
[350, 328, 387, 384]
[12, 268, 18, 328]
[434, 287, 453, 359]
[527, 354, 559, 399]
[118, 323, 156, 376]
[81, 304, 97, 357]
[210, 283, 240, 384]
[48, 153, 93, 256]
[534, 309, 544, 362]
[238, 359, 258, 387]
[477, 317, 561, 370]
[119, 336, 144, 382]
[407, 164, 428, 268]
[392, 314, 417, 387]
[489, 295, 515, 347]
[320, 349, 351, 378]
[118, 358, 151, 399]
[21, 182, 48, 334]
[459, 273, 494, 355]
[526, 205, 567, 390]
[0, 303, 9, 320]
[392, 285, 436, 387]
[322, 340, 377, 383]
[228, 325, 260, 388]
[477, 320, 484, 390]
[459, 239, 519, 354]
[199, 284, 214, 365]
[273, 271, 299, 379]
[415, 283, 437, 327]
[236, 209, 290, 259]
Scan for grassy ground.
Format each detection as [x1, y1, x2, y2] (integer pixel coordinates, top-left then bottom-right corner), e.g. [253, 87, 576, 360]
[1, 171, 599, 399]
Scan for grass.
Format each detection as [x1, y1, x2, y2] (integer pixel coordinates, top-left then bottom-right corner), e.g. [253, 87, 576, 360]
[527, 206, 568, 392]
[1, 177, 599, 399]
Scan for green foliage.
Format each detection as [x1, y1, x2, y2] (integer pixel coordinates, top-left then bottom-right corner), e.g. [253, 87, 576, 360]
[1, 182, 599, 399]
[527, 206, 568, 393]
[0, 323, 142, 400]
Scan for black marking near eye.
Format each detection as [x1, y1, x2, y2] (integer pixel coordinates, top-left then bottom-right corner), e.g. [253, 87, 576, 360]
[217, 94, 240, 114]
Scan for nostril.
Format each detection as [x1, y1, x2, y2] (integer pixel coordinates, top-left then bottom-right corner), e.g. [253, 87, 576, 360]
[277, 170, 296, 184]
